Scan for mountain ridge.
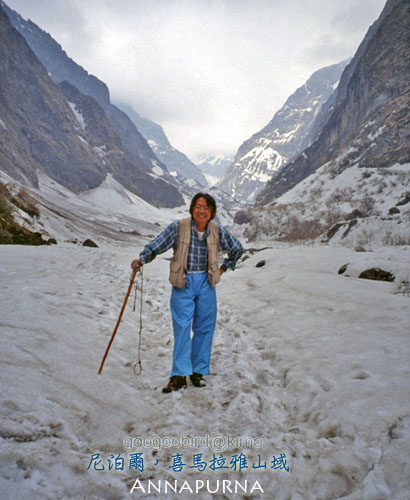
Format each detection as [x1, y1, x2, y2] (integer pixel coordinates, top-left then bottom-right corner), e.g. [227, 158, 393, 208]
[1, 0, 208, 188]
[116, 102, 207, 186]
[217, 60, 347, 203]
[0, 2, 167, 171]
[233, 0, 409, 248]
[256, 0, 409, 205]
[0, 4, 184, 207]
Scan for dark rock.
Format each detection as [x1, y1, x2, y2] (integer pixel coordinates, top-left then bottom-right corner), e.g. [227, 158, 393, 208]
[47, 238, 57, 244]
[338, 264, 349, 275]
[342, 219, 358, 239]
[246, 247, 273, 254]
[326, 223, 344, 240]
[234, 210, 253, 225]
[255, 260, 266, 268]
[346, 209, 364, 220]
[388, 207, 400, 215]
[358, 268, 395, 282]
[82, 239, 98, 248]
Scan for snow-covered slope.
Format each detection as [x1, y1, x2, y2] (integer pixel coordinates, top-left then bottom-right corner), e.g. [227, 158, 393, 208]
[0, 167, 240, 247]
[1, 126, 409, 498]
[234, 159, 410, 250]
[1, 240, 409, 499]
[0, 169, 181, 244]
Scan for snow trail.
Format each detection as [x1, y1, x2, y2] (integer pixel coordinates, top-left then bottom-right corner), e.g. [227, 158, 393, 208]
[1, 242, 409, 499]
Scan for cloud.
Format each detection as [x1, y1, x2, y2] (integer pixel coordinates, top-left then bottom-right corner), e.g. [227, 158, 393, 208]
[331, 0, 383, 36]
[5, 0, 386, 157]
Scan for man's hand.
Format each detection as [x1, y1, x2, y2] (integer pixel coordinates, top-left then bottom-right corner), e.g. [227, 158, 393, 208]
[131, 259, 143, 271]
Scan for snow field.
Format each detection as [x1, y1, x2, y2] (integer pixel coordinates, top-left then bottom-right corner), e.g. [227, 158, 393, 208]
[0, 242, 409, 499]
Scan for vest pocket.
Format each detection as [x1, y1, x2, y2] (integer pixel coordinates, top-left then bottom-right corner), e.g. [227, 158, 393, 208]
[169, 259, 186, 288]
[208, 261, 220, 287]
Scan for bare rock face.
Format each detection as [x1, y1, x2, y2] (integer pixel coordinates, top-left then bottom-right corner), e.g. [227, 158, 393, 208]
[0, 6, 106, 191]
[257, 0, 410, 205]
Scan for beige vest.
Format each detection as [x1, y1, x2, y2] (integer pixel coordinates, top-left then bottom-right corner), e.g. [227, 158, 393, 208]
[169, 218, 220, 288]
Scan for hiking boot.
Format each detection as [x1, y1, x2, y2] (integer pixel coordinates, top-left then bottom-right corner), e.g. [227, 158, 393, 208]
[190, 372, 206, 387]
[162, 376, 187, 393]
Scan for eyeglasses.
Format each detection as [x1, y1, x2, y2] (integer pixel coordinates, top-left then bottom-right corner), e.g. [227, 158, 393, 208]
[194, 204, 212, 212]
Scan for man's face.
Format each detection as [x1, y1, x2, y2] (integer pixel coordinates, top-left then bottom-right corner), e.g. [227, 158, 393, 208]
[192, 197, 212, 227]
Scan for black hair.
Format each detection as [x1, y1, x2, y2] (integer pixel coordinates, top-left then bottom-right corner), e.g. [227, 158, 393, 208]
[189, 193, 217, 220]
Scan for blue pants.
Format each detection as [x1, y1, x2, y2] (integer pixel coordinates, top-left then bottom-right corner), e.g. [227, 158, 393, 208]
[170, 272, 217, 376]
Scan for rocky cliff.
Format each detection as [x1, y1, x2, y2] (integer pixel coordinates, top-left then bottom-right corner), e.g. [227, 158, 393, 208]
[1, 1, 205, 188]
[257, 0, 409, 205]
[0, 4, 183, 207]
[0, 2, 158, 166]
[232, 0, 409, 249]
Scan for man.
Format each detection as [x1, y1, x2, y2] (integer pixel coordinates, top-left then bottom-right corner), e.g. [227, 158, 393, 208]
[131, 193, 243, 393]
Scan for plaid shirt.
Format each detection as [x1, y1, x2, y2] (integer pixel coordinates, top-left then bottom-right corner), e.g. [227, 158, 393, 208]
[139, 219, 243, 272]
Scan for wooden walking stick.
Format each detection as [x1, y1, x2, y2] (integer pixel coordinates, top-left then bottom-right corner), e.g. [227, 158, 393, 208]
[98, 268, 137, 374]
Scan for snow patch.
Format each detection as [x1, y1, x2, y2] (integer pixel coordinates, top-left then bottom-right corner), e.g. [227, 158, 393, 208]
[0, 117, 7, 130]
[68, 102, 86, 130]
[76, 135, 88, 145]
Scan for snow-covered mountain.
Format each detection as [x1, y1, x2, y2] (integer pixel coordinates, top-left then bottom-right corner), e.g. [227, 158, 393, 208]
[217, 61, 347, 203]
[194, 155, 233, 187]
[116, 103, 207, 186]
[233, 0, 410, 249]
[257, 0, 409, 205]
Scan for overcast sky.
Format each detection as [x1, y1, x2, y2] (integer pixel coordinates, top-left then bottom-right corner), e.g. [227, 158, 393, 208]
[6, 0, 386, 159]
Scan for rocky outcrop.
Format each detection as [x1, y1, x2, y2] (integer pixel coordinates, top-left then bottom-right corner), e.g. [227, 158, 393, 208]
[358, 268, 395, 282]
[0, 181, 48, 245]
